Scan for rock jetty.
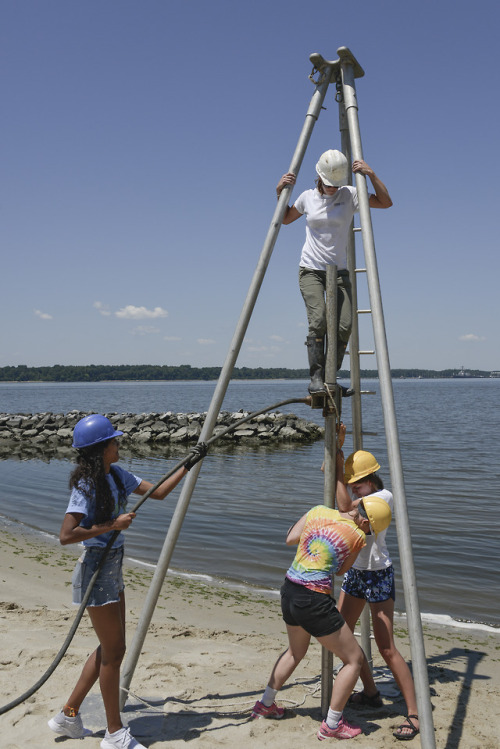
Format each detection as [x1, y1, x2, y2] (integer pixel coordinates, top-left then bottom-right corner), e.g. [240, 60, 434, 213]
[0, 410, 324, 456]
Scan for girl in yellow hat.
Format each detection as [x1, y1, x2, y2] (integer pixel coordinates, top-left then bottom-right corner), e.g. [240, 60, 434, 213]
[336, 449, 419, 741]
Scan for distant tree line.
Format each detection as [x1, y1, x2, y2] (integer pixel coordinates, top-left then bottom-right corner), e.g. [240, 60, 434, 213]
[0, 364, 495, 383]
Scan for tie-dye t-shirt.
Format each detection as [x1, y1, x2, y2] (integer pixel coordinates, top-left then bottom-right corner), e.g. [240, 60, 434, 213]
[286, 505, 366, 594]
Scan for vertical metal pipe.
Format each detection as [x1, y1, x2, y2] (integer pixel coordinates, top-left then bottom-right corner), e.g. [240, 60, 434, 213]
[119, 68, 334, 708]
[323, 263, 338, 507]
[321, 263, 338, 713]
[339, 101, 373, 668]
[340, 60, 436, 748]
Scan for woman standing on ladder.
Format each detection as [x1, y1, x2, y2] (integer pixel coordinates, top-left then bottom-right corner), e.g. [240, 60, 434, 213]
[336, 449, 420, 741]
[48, 414, 205, 749]
[276, 150, 392, 394]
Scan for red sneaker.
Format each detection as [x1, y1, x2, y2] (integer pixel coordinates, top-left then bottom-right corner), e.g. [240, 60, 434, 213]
[317, 716, 362, 740]
[251, 700, 285, 719]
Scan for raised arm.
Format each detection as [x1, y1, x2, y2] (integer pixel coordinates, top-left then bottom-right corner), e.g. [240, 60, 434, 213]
[134, 442, 207, 500]
[352, 160, 393, 209]
[335, 546, 362, 576]
[286, 511, 308, 545]
[335, 449, 356, 513]
[134, 466, 187, 500]
[276, 172, 303, 224]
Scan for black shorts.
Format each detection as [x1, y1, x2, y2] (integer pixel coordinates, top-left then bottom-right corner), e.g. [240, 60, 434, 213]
[280, 578, 345, 638]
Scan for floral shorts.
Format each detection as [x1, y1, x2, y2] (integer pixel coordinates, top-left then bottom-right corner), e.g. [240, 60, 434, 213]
[341, 565, 395, 603]
[72, 545, 124, 607]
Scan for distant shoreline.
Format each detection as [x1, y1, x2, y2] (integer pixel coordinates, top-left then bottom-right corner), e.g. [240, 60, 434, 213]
[1, 364, 498, 383]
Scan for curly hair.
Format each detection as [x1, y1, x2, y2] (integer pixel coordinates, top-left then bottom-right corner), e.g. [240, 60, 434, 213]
[69, 439, 127, 525]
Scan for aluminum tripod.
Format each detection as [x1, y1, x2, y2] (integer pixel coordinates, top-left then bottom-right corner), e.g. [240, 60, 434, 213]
[120, 46, 436, 749]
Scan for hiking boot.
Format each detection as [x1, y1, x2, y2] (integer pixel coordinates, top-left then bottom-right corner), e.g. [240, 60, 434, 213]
[317, 716, 362, 740]
[101, 726, 146, 749]
[48, 710, 92, 739]
[251, 699, 285, 719]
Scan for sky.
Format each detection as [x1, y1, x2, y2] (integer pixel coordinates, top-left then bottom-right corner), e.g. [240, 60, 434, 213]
[2, 0, 499, 372]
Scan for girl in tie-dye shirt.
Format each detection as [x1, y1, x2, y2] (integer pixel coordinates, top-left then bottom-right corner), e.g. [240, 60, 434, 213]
[286, 505, 366, 594]
[252, 502, 372, 740]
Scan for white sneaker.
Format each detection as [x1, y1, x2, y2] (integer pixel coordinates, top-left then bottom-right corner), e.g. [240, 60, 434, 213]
[48, 709, 93, 738]
[100, 726, 146, 749]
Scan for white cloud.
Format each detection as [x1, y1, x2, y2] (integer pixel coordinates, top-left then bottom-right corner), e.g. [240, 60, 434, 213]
[197, 338, 216, 345]
[34, 309, 53, 320]
[459, 333, 485, 342]
[246, 345, 281, 353]
[164, 335, 182, 341]
[94, 301, 111, 316]
[115, 305, 168, 320]
[130, 325, 160, 335]
[269, 334, 285, 342]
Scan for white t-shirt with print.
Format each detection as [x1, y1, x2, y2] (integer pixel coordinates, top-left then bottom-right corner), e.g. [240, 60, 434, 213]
[294, 186, 359, 271]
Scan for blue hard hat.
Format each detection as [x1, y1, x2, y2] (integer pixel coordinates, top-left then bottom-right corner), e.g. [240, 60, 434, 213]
[72, 414, 124, 449]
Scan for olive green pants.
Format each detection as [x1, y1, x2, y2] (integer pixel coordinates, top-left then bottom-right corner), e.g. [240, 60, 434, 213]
[298, 266, 352, 341]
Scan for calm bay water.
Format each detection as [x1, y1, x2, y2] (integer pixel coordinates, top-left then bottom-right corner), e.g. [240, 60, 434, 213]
[1, 378, 499, 627]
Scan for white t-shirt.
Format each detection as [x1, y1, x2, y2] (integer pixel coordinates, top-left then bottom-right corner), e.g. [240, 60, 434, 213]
[294, 186, 359, 271]
[352, 488, 393, 571]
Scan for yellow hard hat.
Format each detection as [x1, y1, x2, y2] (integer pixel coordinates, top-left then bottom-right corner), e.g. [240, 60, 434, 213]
[362, 495, 392, 535]
[344, 450, 381, 484]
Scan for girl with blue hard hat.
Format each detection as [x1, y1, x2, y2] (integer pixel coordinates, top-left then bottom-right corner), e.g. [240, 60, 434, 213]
[48, 414, 205, 749]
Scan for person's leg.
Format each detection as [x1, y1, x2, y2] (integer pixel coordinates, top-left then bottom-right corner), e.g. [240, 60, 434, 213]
[315, 623, 364, 739]
[268, 625, 311, 690]
[336, 273, 352, 371]
[299, 268, 328, 393]
[338, 588, 379, 698]
[317, 622, 364, 712]
[370, 599, 419, 737]
[87, 592, 127, 734]
[63, 645, 102, 714]
[299, 268, 327, 338]
[252, 624, 311, 718]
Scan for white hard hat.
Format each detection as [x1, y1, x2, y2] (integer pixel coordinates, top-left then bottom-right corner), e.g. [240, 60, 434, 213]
[315, 149, 348, 187]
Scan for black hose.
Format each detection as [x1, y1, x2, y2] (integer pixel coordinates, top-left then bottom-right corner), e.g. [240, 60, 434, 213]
[0, 395, 310, 715]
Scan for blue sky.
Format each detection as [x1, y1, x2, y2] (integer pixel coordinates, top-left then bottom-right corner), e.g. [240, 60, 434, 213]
[2, 0, 499, 371]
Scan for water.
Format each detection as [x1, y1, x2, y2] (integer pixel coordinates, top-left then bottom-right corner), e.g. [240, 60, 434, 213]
[1, 378, 499, 628]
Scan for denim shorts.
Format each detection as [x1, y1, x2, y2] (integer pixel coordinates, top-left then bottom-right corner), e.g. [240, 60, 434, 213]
[72, 545, 124, 607]
[280, 578, 344, 638]
[341, 565, 395, 603]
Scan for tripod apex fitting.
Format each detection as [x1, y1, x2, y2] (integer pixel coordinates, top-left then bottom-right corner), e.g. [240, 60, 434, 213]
[309, 49, 365, 82]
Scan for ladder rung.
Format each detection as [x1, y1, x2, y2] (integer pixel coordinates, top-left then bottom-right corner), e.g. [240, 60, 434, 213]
[355, 268, 366, 273]
[357, 309, 371, 314]
[360, 390, 376, 395]
[361, 431, 378, 436]
[358, 350, 375, 355]
[354, 227, 362, 232]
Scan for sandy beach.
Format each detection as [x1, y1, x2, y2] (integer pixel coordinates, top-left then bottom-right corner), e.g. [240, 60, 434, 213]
[1, 524, 499, 749]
